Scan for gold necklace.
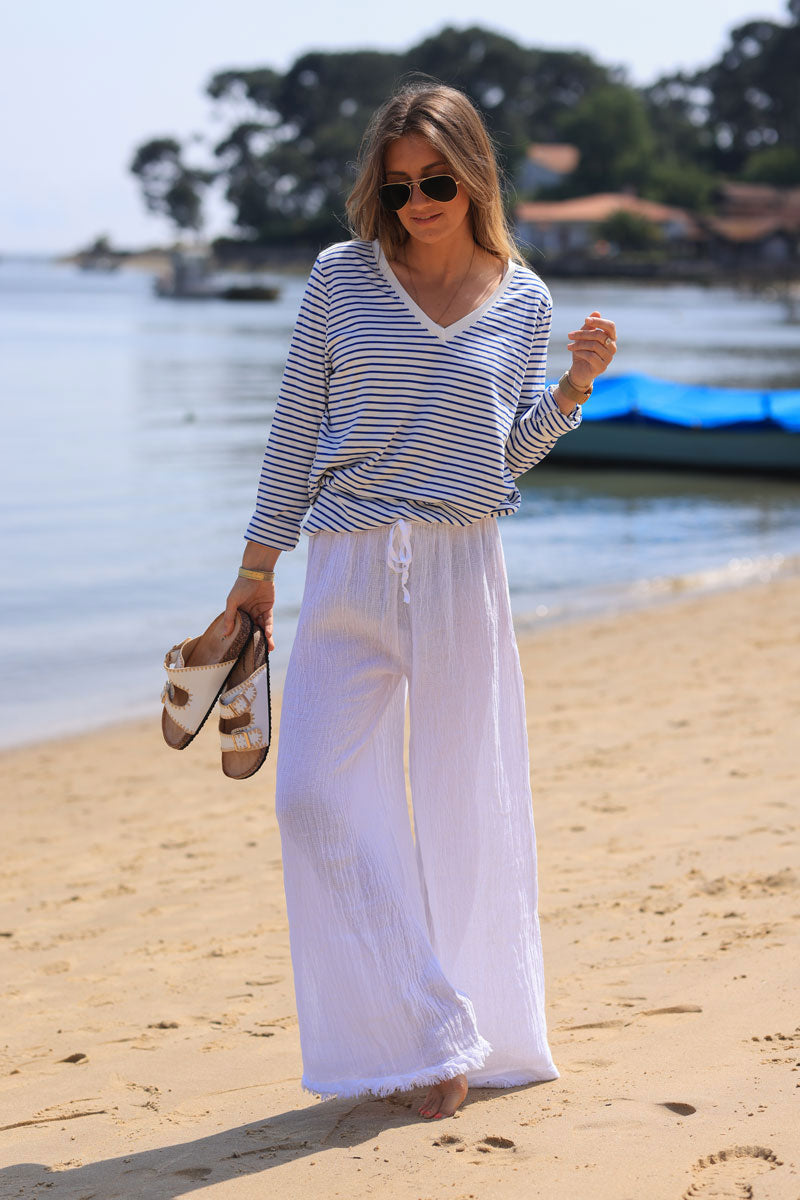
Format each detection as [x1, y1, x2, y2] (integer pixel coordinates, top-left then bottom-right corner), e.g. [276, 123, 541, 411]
[401, 243, 476, 327]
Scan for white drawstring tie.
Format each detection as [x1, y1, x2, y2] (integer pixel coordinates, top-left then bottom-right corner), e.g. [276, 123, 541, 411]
[386, 519, 412, 603]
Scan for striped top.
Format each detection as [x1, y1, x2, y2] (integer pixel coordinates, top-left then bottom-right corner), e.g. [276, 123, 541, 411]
[245, 238, 582, 551]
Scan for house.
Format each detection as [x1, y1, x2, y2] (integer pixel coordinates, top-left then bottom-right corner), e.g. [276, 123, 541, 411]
[514, 193, 703, 259]
[701, 182, 800, 267]
[516, 143, 580, 194]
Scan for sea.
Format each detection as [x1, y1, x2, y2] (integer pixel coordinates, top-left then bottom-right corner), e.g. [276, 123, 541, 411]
[1, 256, 799, 749]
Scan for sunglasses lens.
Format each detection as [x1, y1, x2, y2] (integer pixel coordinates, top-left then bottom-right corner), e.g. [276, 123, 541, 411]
[419, 175, 458, 202]
[379, 183, 411, 212]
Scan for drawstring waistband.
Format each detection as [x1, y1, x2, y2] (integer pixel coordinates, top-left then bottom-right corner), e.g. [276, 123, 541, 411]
[386, 519, 412, 603]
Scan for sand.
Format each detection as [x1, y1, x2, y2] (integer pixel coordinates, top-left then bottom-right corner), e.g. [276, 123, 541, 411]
[1, 575, 798, 1200]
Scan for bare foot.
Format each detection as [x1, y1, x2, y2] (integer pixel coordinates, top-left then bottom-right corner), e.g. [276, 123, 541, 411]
[418, 1073, 468, 1119]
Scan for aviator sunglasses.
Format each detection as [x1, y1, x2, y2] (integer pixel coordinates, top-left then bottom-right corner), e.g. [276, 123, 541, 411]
[378, 173, 461, 212]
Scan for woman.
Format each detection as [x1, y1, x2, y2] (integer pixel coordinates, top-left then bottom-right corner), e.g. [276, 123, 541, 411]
[222, 82, 616, 1119]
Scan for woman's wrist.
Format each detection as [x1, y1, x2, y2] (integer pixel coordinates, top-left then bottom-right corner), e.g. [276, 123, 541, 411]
[238, 566, 275, 582]
[241, 539, 282, 572]
[554, 370, 592, 414]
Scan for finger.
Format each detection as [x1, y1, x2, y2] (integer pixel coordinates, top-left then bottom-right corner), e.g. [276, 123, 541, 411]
[566, 331, 618, 350]
[222, 598, 237, 637]
[567, 338, 616, 357]
[569, 327, 616, 342]
[570, 348, 607, 370]
[578, 316, 616, 336]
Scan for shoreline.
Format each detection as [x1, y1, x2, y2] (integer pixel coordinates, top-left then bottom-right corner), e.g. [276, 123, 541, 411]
[2, 556, 797, 756]
[1, 570, 797, 1195]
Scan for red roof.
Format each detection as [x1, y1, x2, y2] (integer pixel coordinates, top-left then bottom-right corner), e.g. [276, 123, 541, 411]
[717, 181, 800, 217]
[525, 143, 580, 174]
[516, 192, 697, 229]
[705, 214, 800, 241]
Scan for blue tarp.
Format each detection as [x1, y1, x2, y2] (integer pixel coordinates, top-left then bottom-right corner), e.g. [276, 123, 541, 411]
[552, 372, 800, 433]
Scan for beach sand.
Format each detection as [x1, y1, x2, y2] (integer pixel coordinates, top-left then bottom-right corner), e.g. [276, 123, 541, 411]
[1, 575, 798, 1199]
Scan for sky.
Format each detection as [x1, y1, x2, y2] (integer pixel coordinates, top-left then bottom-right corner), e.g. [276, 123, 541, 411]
[1, 0, 791, 253]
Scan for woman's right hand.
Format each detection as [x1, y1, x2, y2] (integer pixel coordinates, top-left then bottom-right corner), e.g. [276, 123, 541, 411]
[223, 577, 276, 652]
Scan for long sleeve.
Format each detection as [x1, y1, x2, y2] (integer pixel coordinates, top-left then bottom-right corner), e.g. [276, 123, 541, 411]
[244, 256, 331, 551]
[504, 298, 582, 481]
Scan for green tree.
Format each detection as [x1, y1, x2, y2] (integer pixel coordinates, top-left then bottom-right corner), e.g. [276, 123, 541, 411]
[554, 85, 656, 194]
[640, 71, 715, 167]
[199, 28, 617, 243]
[646, 157, 718, 211]
[129, 138, 215, 233]
[690, 0, 800, 172]
[595, 211, 664, 252]
[741, 144, 800, 184]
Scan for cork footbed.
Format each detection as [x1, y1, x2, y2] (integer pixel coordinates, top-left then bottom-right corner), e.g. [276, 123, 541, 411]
[161, 610, 253, 750]
[219, 625, 270, 780]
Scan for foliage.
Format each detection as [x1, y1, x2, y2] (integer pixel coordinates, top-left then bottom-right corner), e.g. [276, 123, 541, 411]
[741, 145, 800, 185]
[129, 138, 215, 232]
[553, 85, 656, 194]
[690, 1, 800, 172]
[594, 211, 664, 251]
[129, 3, 800, 243]
[645, 158, 719, 212]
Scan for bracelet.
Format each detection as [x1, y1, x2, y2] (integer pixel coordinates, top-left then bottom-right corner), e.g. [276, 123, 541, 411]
[238, 566, 275, 582]
[557, 370, 593, 405]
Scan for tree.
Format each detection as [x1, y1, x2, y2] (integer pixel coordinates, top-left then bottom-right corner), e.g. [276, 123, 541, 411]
[687, 2, 800, 172]
[646, 158, 718, 211]
[129, 138, 215, 233]
[554, 85, 656, 194]
[197, 29, 618, 243]
[742, 145, 800, 185]
[595, 211, 664, 253]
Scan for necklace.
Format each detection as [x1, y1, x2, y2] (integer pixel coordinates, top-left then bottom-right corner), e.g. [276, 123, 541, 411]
[401, 242, 476, 327]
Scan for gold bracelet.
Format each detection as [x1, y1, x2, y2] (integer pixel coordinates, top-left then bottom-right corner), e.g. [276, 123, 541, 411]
[238, 566, 275, 582]
[557, 370, 593, 405]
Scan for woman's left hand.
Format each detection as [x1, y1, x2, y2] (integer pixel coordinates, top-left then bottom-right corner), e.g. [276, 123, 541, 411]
[567, 311, 617, 391]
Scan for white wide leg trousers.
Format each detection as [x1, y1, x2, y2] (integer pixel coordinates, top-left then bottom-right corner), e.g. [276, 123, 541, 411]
[275, 514, 559, 1100]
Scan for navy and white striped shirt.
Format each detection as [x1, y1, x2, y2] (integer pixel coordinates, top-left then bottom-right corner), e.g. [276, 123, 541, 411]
[245, 238, 582, 551]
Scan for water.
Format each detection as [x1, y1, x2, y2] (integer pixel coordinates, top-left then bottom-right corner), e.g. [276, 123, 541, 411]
[1, 259, 799, 749]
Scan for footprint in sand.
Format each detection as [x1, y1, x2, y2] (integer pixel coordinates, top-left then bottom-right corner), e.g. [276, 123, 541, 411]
[433, 1134, 516, 1156]
[563, 1020, 629, 1031]
[681, 1145, 783, 1198]
[475, 1136, 516, 1153]
[641, 1005, 702, 1016]
[172, 1166, 213, 1181]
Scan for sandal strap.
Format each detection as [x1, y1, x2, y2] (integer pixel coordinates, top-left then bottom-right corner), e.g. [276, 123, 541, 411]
[161, 641, 239, 735]
[219, 662, 269, 750]
[220, 722, 268, 752]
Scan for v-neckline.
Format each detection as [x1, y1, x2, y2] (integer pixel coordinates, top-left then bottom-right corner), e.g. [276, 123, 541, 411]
[373, 239, 515, 344]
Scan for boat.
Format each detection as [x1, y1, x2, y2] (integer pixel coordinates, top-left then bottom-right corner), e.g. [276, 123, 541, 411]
[154, 249, 280, 301]
[77, 253, 120, 272]
[545, 373, 800, 476]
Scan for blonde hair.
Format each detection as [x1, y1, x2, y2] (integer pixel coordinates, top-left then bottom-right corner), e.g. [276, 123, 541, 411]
[345, 81, 524, 265]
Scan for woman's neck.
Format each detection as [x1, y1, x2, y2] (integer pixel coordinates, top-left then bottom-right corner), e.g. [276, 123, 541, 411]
[399, 224, 478, 282]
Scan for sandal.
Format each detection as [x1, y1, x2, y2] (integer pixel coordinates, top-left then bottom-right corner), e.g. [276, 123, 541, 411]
[161, 609, 253, 750]
[218, 625, 271, 780]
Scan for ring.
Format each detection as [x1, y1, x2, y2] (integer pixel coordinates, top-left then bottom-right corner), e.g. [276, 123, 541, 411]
[604, 336, 613, 347]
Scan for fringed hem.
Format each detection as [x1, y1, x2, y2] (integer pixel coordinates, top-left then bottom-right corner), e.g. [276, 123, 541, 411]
[300, 1035, 493, 1101]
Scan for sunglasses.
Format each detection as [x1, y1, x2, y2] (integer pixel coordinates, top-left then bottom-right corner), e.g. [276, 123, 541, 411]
[378, 174, 460, 212]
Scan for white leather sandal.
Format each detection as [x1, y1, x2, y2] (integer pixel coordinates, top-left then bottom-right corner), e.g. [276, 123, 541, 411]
[218, 625, 271, 779]
[161, 610, 253, 750]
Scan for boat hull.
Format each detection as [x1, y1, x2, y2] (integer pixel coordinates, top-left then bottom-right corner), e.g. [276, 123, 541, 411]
[546, 420, 799, 476]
